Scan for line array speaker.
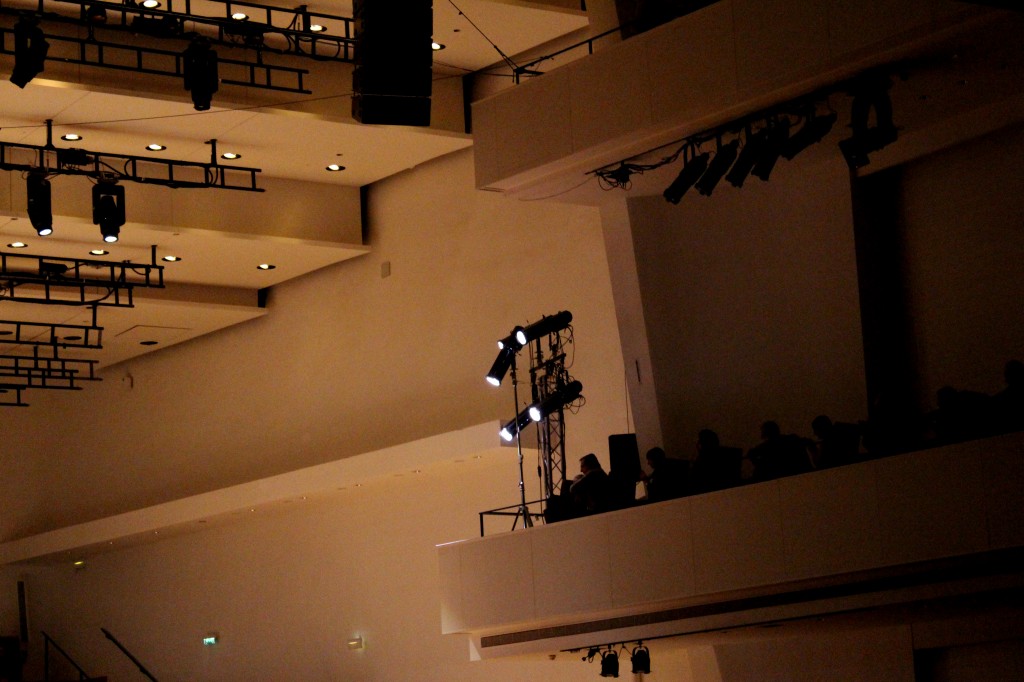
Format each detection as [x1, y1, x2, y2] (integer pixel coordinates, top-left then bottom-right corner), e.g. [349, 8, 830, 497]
[352, 0, 433, 126]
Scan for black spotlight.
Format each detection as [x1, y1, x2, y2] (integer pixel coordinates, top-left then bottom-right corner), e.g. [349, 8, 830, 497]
[599, 648, 619, 678]
[781, 110, 837, 160]
[725, 126, 769, 188]
[486, 345, 515, 387]
[695, 138, 739, 196]
[631, 643, 651, 674]
[26, 172, 52, 236]
[10, 16, 50, 88]
[92, 181, 125, 243]
[182, 37, 219, 111]
[528, 380, 583, 422]
[499, 408, 532, 443]
[515, 311, 573, 347]
[663, 150, 710, 204]
[839, 75, 897, 169]
[85, 4, 108, 23]
[750, 118, 791, 181]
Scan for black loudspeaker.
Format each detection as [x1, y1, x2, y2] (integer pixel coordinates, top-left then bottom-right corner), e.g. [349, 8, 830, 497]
[608, 433, 641, 509]
[352, 0, 433, 126]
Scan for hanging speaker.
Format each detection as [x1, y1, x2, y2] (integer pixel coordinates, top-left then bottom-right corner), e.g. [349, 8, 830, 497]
[352, 0, 433, 126]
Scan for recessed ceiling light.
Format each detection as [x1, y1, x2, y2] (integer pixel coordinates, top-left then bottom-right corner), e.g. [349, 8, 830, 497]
[140, 340, 159, 346]
[90, 249, 108, 256]
[326, 164, 345, 172]
[146, 143, 167, 151]
[231, 12, 248, 20]
[309, 23, 326, 32]
[61, 133, 83, 141]
[7, 242, 27, 248]
[64, 335, 82, 341]
[162, 255, 181, 262]
[221, 152, 241, 160]
[141, 0, 160, 7]
[432, 41, 445, 51]
[257, 263, 276, 270]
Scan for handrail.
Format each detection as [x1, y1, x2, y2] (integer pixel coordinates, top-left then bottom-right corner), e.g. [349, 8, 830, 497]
[41, 631, 95, 681]
[478, 499, 547, 536]
[101, 628, 158, 682]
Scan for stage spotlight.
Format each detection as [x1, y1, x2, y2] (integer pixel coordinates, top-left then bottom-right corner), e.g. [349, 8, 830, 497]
[630, 643, 651, 674]
[663, 150, 710, 204]
[499, 408, 532, 442]
[750, 118, 791, 181]
[695, 139, 739, 196]
[600, 648, 619, 678]
[839, 75, 897, 169]
[500, 327, 526, 351]
[182, 37, 219, 111]
[781, 110, 837, 160]
[26, 173, 52, 236]
[92, 181, 125, 243]
[10, 16, 49, 88]
[725, 126, 769, 188]
[85, 4, 108, 22]
[486, 346, 515, 387]
[528, 380, 583, 422]
[516, 311, 573, 347]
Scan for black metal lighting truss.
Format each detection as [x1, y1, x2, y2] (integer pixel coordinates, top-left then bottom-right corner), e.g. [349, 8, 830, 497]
[0, 384, 28, 406]
[525, 323, 576, 499]
[46, 0, 357, 62]
[0, 351, 99, 389]
[1, 124, 263, 192]
[0, 21, 311, 94]
[0, 319, 103, 350]
[0, 248, 165, 309]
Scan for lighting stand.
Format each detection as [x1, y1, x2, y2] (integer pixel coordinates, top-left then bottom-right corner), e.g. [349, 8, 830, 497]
[509, 355, 533, 529]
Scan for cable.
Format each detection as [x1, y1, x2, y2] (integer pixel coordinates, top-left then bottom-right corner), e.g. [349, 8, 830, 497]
[446, 0, 520, 73]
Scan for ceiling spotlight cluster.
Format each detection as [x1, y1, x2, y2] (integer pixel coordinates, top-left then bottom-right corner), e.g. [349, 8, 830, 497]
[580, 642, 651, 678]
[594, 71, 899, 198]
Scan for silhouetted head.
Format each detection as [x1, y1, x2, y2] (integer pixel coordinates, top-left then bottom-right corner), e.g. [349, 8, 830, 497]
[645, 447, 666, 468]
[580, 453, 601, 474]
[811, 415, 833, 438]
[697, 429, 719, 452]
[760, 421, 780, 440]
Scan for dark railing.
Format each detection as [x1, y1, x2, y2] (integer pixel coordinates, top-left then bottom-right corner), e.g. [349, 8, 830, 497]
[478, 499, 546, 536]
[41, 631, 96, 681]
[101, 628, 158, 682]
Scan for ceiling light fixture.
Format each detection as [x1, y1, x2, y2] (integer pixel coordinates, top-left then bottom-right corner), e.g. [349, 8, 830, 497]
[326, 164, 345, 171]
[600, 647, 619, 678]
[85, 4, 108, 23]
[141, 0, 161, 7]
[27, 172, 53, 236]
[432, 41, 445, 50]
[90, 249, 108, 256]
[161, 255, 181, 262]
[7, 242, 28, 249]
[221, 152, 241, 160]
[630, 643, 651, 675]
[146, 143, 167, 151]
[61, 133, 82, 141]
[309, 23, 326, 32]
[92, 181, 126, 243]
[231, 12, 249, 20]
[257, 263, 276, 270]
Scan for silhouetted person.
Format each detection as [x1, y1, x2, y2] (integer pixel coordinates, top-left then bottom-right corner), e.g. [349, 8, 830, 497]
[810, 415, 862, 469]
[993, 359, 1024, 434]
[641, 446, 688, 502]
[690, 429, 742, 494]
[747, 421, 814, 482]
[569, 453, 613, 516]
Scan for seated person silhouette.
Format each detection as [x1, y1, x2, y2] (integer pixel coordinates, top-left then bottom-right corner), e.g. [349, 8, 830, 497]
[993, 359, 1024, 434]
[569, 453, 613, 516]
[690, 429, 742, 494]
[810, 415, 862, 469]
[747, 421, 814, 482]
[641, 446, 688, 502]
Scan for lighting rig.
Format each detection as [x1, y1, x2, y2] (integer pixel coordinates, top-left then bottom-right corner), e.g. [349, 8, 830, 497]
[486, 310, 583, 528]
[0, 247, 166, 406]
[0, 0, 361, 104]
[577, 641, 651, 678]
[593, 68, 900, 198]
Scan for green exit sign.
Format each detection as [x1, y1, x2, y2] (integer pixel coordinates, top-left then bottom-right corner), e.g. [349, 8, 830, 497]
[203, 634, 219, 647]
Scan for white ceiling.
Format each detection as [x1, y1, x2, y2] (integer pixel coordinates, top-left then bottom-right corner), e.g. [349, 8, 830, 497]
[0, 0, 590, 398]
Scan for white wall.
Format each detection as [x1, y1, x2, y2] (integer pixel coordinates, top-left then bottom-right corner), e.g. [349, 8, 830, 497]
[624, 147, 867, 456]
[0, 148, 627, 541]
